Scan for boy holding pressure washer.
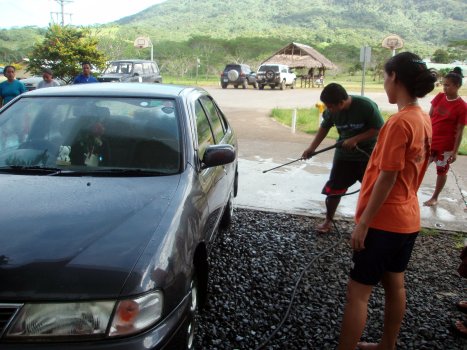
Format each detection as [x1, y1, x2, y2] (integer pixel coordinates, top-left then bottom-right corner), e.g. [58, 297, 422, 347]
[302, 83, 384, 233]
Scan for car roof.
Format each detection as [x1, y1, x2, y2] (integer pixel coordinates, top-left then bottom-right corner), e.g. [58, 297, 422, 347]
[109, 59, 155, 63]
[23, 83, 204, 98]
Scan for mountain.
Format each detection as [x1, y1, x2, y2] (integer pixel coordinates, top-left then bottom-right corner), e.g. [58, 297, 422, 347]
[114, 0, 466, 48]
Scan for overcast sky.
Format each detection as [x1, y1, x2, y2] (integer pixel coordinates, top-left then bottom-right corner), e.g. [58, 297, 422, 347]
[0, 0, 166, 29]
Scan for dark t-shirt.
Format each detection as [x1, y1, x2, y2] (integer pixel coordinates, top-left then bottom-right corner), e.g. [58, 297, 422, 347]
[321, 95, 384, 161]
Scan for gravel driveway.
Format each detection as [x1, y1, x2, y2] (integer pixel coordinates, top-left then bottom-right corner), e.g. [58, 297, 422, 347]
[194, 86, 467, 349]
[196, 209, 467, 349]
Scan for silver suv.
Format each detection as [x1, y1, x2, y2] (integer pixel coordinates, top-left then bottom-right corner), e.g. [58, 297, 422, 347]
[256, 64, 296, 90]
[98, 60, 162, 83]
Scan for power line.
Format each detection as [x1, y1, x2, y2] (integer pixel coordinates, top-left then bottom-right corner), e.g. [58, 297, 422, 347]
[50, 0, 73, 26]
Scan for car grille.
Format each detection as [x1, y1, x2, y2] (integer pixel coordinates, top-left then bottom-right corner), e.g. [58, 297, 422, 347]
[0, 304, 22, 337]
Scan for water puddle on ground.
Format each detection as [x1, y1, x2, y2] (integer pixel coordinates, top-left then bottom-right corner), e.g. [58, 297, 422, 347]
[236, 158, 359, 218]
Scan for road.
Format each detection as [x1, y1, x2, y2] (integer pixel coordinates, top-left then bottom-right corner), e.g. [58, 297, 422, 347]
[205, 85, 467, 233]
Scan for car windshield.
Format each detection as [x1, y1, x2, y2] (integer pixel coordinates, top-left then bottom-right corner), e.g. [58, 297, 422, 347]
[104, 62, 133, 75]
[258, 65, 279, 72]
[0, 96, 181, 175]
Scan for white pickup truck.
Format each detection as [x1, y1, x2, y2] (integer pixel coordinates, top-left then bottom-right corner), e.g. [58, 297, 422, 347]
[256, 63, 296, 90]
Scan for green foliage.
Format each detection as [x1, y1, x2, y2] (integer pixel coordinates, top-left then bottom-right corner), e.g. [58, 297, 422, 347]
[27, 25, 107, 83]
[0, 0, 466, 81]
[432, 49, 450, 63]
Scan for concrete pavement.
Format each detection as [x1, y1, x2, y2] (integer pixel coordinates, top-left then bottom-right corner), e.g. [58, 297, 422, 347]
[206, 87, 467, 233]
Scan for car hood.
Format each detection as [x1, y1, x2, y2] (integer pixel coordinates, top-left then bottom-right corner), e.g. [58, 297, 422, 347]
[0, 174, 181, 300]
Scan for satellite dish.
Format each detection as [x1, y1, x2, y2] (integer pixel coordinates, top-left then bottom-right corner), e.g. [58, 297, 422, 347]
[134, 37, 150, 49]
[382, 35, 404, 50]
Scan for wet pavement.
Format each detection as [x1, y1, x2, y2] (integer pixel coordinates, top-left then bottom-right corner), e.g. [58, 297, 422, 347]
[205, 86, 467, 233]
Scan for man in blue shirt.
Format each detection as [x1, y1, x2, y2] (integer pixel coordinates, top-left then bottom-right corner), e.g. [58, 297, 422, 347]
[73, 62, 98, 84]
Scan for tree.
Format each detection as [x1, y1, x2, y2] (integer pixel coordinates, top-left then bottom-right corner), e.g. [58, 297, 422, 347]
[432, 49, 450, 63]
[27, 25, 107, 84]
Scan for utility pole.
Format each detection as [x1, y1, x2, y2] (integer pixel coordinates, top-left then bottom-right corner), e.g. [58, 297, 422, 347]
[51, 0, 73, 26]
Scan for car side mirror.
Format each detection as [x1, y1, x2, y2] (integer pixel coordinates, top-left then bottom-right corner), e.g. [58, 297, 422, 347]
[201, 144, 236, 169]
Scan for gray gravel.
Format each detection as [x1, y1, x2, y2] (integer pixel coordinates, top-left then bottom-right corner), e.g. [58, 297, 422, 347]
[196, 209, 467, 349]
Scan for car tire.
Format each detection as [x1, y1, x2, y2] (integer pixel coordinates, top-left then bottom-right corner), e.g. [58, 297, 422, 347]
[242, 80, 248, 89]
[221, 83, 227, 89]
[227, 69, 239, 82]
[265, 70, 275, 82]
[234, 85, 238, 89]
[280, 80, 285, 90]
[270, 84, 276, 89]
[173, 276, 199, 350]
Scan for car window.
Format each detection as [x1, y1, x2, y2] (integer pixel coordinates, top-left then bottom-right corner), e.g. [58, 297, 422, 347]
[224, 65, 241, 72]
[0, 97, 181, 174]
[194, 100, 214, 160]
[143, 62, 153, 74]
[133, 64, 143, 75]
[199, 96, 225, 143]
[151, 62, 159, 73]
[258, 65, 279, 72]
[105, 62, 132, 74]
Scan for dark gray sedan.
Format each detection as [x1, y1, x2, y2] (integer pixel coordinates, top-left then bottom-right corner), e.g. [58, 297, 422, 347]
[0, 83, 238, 349]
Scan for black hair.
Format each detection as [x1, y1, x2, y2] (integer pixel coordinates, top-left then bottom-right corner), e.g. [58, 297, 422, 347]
[445, 67, 463, 87]
[3, 65, 15, 77]
[320, 83, 348, 105]
[81, 62, 91, 67]
[384, 52, 436, 98]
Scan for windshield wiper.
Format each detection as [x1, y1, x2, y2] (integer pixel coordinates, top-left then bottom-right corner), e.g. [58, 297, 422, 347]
[0, 165, 64, 175]
[90, 168, 168, 176]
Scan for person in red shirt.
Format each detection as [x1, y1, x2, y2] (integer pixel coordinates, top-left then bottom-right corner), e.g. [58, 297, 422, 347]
[424, 67, 467, 206]
[337, 52, 436, 350]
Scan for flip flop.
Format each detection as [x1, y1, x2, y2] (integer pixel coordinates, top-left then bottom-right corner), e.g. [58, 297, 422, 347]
[456, 301, 467, 314]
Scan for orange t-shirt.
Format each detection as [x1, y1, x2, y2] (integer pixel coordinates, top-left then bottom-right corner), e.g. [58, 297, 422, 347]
[355, 106, 432, 233]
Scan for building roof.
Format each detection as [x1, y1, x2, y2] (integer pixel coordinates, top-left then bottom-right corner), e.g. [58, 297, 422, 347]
[261, 42, 337, 70]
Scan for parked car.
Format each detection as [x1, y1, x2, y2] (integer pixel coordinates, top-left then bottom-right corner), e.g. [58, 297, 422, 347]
[0, 83, 238, 349]
[98, 60, 162, 83]
[220, 63, 257, 89]
[256, 63, 296, 90]
[18, 76, 65, 91]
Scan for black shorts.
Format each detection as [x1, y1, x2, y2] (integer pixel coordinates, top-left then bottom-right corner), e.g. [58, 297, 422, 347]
[350, 228, 418, 286]
[322, 159, 368, 196]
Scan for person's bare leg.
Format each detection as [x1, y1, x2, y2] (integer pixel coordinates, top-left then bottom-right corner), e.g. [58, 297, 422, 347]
[337, 279, 373, 350]
[317, 196, 341, 232]
[423, 174, 447, 206]
[357, 272, 406, 350]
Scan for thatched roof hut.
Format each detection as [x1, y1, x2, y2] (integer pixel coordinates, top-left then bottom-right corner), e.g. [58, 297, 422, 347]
[261, 42, 337, 70]
[261, 42, 337, 87]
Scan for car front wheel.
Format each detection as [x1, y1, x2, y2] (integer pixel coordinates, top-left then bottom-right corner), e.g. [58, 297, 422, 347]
[173, 276, 199, 350]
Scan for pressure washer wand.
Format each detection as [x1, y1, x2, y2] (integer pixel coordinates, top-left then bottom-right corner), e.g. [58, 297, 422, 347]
[262, 140, 344, 174]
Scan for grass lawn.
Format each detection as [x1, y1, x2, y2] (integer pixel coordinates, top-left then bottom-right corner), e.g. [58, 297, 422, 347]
[271, 107, 467, 155]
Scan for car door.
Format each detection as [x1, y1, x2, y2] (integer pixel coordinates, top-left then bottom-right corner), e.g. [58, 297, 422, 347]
[132, 63, 144, 82]
[194, 97, 229, 242]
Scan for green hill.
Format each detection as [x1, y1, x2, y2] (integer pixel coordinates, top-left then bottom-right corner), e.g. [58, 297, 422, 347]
[114, 0, 466, 48]
[0, 0, 465, 77]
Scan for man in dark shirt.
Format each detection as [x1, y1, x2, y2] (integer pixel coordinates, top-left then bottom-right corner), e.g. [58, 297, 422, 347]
[302, 83, 384, 233]
[73, 62, 98, 84]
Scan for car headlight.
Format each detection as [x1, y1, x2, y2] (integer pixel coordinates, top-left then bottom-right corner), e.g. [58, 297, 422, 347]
[109, 292, 163, 337]
[5, 291, 163, 339]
